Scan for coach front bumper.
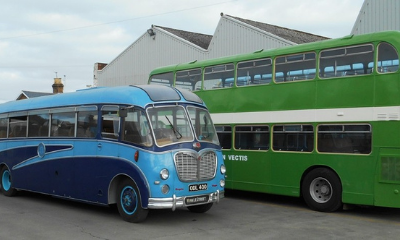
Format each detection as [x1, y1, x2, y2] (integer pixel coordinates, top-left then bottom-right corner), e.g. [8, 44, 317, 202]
[147, 190, 224, 211]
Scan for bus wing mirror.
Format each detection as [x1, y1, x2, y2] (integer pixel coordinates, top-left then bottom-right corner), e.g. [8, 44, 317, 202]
[119, 107, 128, 118]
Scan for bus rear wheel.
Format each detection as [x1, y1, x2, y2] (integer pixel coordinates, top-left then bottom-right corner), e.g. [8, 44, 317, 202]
[0, 166, 17, 197]
[302, 168, 342, 212]
[116, 178, 148, 223]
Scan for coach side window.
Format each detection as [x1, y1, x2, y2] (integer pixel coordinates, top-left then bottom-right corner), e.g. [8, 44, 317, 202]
[77, 106, 98, 138]
[101, 106, 120, 139]
[50, 108, 76, 137]
[377, 42, 399, 73]
[122, 109, 153, 147]
[28, 111, 49, 137]
[9, 113, 27, 138]
[0, 117, 7, 138]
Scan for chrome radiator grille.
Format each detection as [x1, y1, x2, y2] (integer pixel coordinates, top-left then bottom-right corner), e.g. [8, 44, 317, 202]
[174, 151, 217, 182]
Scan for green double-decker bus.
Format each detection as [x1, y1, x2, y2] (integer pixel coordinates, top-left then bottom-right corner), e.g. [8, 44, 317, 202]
[149, 31, 400, 212]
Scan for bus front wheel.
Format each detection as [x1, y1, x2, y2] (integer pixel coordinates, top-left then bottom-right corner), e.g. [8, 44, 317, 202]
[302, 168, 342, 212]
[116, 178, 148, 223]
[0, 166, 17, 197]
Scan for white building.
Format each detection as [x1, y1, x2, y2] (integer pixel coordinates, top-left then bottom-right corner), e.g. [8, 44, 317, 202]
[96, 0, 400, 87]
[351, 0, 400, 35]
[94, 13, 327, 87]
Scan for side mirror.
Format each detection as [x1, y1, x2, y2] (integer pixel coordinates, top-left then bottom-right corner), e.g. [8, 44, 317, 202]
[119, 107, 128, 118]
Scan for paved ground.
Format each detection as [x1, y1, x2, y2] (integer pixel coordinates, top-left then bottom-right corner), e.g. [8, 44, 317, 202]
[1, 190, 400, 240]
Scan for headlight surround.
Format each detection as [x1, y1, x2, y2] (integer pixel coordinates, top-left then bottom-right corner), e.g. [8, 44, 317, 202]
[160, 168, 169, 180]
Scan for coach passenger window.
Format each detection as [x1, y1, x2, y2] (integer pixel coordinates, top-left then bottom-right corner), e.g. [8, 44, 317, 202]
[204, 64, 234, 90]
[122, 109, 153, 147]
[28, 111, 49, 137]
[272, 125, 313, 152]
[317, 124, 371, 154]
[51, 109, 75, 137]
[235, 126, 269, 150]
[319, 44, 374, 78]
[377, 42, 399, 73]
[77, 106, 98, 138]
[275, 52, 316, 82]
[175, 68, 202, 91]
[101, 106, 120, 139]
[215, 126, 232, 149]
[0, 117, 7, 138]
[237, 58, 272, 86]
[9, 114, 27, 138]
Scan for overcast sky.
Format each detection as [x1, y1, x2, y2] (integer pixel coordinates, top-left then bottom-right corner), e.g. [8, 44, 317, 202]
[0, 0, 364, 103]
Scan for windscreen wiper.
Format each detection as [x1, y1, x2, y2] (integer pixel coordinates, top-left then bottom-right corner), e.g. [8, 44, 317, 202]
[165, 115, 182, 139]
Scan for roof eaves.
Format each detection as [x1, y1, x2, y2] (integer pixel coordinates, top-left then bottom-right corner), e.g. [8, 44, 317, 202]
[155, 25, 213, 49]
[226, 14, 330, 44]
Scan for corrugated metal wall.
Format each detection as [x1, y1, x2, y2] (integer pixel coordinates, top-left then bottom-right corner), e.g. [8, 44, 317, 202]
[207, 17, 294, 58]
[351, 0, 400, 35]
[95, 15, 296, 87]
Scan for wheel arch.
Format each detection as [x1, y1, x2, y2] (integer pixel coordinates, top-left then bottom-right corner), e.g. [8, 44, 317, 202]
[0, 163, 9, 171]
[108, 173, 150, 208]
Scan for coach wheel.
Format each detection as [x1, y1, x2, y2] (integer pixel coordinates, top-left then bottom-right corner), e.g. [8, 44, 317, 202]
[302, 168, 342, 212]
[187, 203, 213, 213]
[116, 178, 148, 223]
[0, 166, 17, 197]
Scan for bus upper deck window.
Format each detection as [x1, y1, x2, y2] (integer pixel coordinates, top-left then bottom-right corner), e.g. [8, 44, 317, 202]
[175, 68, 202, 91]
[319, 44, 374, 78]
[237, 58, 272, 86]
[204, 64, 234, 90]
[149, 72, 174, 87]
[377, 42, 399, 73]
[275, 52, 316, 83]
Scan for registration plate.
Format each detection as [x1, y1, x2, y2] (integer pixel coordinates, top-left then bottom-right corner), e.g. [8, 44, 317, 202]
[185, 195, 209, 205]
[189, 183, 208, 192]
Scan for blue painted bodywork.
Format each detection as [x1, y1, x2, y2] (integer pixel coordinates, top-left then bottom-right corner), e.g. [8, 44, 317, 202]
[0, 86, 224, 208]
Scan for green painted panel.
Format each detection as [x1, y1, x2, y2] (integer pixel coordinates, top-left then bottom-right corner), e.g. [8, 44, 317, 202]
[375, 148, 400, 208]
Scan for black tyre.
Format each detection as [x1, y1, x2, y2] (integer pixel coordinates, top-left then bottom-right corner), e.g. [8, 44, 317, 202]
[187, 203, 213, 213]
[0, 166, 17, 197]
[116, 178, 148, 223]
[301, 168, 342, 212]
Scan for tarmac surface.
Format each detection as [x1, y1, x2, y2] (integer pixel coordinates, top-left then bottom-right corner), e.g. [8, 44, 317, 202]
[1, 189, 400, 240]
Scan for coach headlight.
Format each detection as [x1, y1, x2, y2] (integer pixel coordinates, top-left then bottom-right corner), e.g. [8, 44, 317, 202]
[220, 179, 225, 188]
[160, 168, 169, 180]
[220, 164, 226, 174]
[161, 184, 170, 194]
